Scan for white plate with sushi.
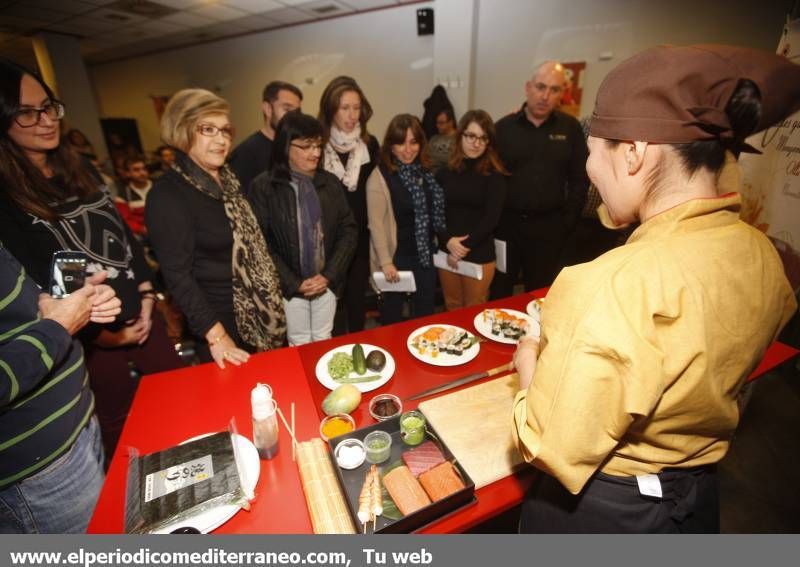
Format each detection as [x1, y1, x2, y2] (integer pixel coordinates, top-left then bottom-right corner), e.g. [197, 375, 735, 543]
[407, 324, 480, 366]
[315, 343, 395, 393]
[474, 308, 540, 345]
[525, 298, 544, 321]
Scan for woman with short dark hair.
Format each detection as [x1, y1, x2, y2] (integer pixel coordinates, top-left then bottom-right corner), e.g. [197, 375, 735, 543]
[367, 114, 446, 325]
[249, 112, 357, 345]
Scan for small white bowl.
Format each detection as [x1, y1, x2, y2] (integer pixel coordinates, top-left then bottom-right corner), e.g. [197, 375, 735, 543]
[334, 438, 366, 470]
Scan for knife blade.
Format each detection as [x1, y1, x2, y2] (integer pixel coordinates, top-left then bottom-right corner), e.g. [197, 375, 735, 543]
[406, 362, 515, 401]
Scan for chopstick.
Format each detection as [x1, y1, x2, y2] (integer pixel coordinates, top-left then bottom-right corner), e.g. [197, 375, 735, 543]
[276, 404, 298, 461]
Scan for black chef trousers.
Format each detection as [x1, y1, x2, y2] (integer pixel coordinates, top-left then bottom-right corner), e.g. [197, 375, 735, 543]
[520, 466, 719, 533]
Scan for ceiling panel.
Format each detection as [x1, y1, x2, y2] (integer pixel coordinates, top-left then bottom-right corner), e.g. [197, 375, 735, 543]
[256, 6, 307, 24]
[297, 0, 354, 18]
[158, 10, 217, 28]
[190, 3, 249, 22]
[225, 14, 280, 32]
[25, 0, 98, 15]
[223, 0, 283, 14]
[340, 0, 398, 10]
[1, 0, 422, 63]
[0, 5, 73, 23]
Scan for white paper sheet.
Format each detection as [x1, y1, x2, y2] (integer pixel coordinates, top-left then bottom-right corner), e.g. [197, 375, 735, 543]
[432, 251, 483, 280]
[494, 239, 507, 273]
[372, 271, 417, 292]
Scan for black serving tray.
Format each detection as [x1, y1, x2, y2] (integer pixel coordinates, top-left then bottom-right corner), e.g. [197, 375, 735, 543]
[326, 413, 476, 534]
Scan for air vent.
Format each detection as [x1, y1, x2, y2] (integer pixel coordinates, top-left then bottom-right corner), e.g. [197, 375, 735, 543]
[312, 4, 341, 15]
[107, 0, 178, 18]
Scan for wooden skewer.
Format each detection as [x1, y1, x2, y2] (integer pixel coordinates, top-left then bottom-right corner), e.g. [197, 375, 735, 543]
[291, 402, 296, 461]
[276, 406, 298, 460]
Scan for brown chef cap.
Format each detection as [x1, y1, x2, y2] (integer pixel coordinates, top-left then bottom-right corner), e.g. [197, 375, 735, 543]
[589, 44, 800, 148]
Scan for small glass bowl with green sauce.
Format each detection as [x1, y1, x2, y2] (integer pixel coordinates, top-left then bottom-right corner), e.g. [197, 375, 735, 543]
[363, 430, 392, 464]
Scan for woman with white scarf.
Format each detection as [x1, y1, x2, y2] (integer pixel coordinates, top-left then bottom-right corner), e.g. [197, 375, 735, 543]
[318, 77, 380, 334]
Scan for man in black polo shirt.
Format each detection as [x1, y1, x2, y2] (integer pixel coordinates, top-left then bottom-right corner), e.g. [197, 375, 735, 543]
[228, 80, 302, 195]
[491, 61, 589, 298]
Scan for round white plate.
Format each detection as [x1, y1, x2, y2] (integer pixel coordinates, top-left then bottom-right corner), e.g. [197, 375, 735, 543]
[315, 343, 395, 393]
[526, 298, 544, 321]
[473, 308, 540, 345]
[153, 433, 260, 534]
[407, 324, 480, 367]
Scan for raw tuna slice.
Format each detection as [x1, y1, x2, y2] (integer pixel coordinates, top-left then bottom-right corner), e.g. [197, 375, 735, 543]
[401, 441, 445, 477]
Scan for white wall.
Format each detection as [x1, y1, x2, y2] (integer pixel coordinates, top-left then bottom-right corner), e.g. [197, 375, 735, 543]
[90, 3, 434, 154]
[473, 0, 791, 122]
[90, 0, 791, 155]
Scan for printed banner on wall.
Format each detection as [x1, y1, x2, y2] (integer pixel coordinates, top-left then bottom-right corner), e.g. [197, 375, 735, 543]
[739, 18, 800, 289]
[559, 61, 586, 118]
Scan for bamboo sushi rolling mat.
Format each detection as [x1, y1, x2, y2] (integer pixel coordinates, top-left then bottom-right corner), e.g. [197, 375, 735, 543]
[296, 438, 356, 534]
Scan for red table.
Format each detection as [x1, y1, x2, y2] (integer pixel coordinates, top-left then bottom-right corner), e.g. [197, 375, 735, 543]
[88, 290, 798, 534]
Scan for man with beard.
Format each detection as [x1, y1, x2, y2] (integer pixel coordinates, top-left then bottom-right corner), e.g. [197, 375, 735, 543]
[229, 81, 302, 195]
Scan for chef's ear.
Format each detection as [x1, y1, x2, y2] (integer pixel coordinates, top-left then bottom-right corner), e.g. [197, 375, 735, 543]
[625, 141, 650, 175]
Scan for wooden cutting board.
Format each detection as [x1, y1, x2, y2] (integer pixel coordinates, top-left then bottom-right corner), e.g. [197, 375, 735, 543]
[419, 374, 527, 489]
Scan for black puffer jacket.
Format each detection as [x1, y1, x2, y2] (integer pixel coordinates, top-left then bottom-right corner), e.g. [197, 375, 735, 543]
[248, 169, 357, 298]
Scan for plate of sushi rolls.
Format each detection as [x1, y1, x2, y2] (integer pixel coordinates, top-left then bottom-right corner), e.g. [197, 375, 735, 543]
[407, 324, 480, 366]
[474, 308, 540, 345]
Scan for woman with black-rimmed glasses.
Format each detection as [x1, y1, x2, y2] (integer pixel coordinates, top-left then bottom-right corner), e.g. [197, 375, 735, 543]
[248, 112, 357, 346]
[145, 88, 286, 367]
[0, 58, 181, 464]
[436, 109, 508, 310]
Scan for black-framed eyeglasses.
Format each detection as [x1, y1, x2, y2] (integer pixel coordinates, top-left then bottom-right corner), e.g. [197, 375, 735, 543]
[14, 101, 65, 128]
[463, 132, 489, 145]
[290, 142, 322, 152]
[197, 123, 235, 139]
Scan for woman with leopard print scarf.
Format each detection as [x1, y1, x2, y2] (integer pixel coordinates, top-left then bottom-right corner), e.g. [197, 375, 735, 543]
[146, 89, 286, 368]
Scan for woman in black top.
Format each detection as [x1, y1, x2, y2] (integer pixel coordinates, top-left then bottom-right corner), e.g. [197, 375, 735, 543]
[249, 112, 357, 346]
[0, 58, 181, 461]
[146, 89, 286, 367]
[318, 76, 380, 334]
[436, 110, 508, 310]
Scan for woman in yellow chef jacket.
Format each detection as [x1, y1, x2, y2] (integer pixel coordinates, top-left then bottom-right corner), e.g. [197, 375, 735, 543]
[511, 45, 800, 533]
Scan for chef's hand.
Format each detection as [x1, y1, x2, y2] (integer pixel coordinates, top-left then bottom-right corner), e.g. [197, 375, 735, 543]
[382, 263, 400, 283]
[513, 336, 540, 391]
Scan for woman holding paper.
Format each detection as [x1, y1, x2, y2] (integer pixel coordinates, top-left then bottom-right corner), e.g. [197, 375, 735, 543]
[510, 45, 799, 532]
[366, 114, 446, 325]
[436, 110, 507, 310]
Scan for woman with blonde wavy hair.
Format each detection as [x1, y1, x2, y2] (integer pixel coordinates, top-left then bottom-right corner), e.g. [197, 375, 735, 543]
[146, 89, 286, 368]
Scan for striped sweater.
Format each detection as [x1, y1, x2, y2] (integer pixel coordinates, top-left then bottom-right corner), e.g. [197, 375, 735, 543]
[0, 245, 94, 489]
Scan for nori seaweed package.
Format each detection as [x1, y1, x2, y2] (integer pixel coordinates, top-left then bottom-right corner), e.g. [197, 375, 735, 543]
[124, 431, 249, 533]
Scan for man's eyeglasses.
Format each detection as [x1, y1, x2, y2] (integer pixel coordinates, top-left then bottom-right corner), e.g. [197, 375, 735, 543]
[290, 142, 322, 152]
[197, 123, 235, 139]
[14, 101, 65, 128]
[463, 132, 489, 145]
